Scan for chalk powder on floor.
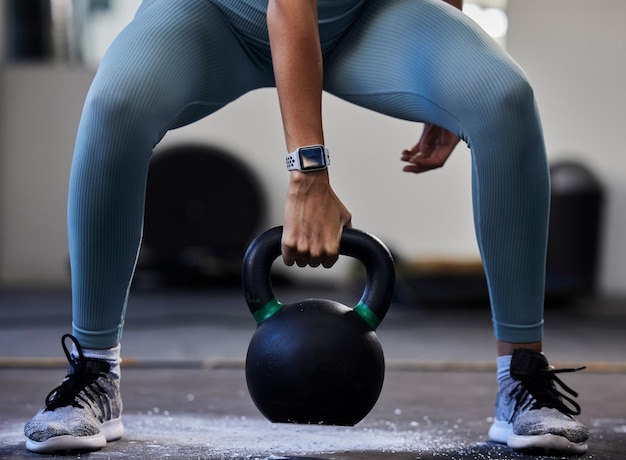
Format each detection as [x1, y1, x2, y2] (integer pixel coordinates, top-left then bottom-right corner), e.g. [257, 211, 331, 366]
[2, 414, 490, 458]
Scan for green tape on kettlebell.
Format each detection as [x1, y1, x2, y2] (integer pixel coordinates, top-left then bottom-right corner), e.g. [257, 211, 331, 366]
[354, 301, 381, 330]
[253, 297, 284, 324]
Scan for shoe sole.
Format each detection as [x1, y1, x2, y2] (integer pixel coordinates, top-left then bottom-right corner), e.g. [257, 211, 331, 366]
[488, 419, 512, 444]
[508, 433, 588, 456]
[25, 417, 124, 454]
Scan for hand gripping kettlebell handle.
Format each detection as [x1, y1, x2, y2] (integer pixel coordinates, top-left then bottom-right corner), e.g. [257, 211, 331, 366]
[242, 226, 395, 330]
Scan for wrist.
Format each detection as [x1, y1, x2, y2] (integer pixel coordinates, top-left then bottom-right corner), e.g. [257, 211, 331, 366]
[288, 169, 330, 196]
[289, 168, 329, 183]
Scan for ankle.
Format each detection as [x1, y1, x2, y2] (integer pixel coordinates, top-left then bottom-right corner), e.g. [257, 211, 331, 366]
[496, 340, 542, 356]
[73, 343, 122, 379]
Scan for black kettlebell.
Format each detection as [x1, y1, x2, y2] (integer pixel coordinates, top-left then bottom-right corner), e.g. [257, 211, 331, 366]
[242, 226, 395, 426]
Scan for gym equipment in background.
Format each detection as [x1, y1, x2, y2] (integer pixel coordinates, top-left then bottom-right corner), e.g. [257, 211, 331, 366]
[139, 144, 266, 287]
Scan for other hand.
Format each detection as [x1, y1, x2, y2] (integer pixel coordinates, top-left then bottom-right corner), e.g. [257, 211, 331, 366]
[401, 124, 460, 173]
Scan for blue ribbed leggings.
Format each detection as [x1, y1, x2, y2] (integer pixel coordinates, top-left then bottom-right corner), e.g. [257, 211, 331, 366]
[69, 0, 549, 348]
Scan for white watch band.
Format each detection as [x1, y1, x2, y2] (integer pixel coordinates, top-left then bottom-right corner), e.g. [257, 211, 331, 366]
[286, 145, 330, 172]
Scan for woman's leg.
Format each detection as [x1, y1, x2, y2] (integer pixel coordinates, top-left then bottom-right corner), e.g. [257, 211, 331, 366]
[324, 0, 549, 346]
[323, 2, 589, 454]
[25, 1, 277, 453]
[69, 0, 273, 349]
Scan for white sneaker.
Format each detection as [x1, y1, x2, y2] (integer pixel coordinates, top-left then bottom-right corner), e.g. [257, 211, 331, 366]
[488, 348, 588, 456]
[24, 335, 124, 454]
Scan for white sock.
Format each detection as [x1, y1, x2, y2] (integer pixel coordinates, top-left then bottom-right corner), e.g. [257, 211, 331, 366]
[73, 343, 122, 380]
[497, 354, 512, 384]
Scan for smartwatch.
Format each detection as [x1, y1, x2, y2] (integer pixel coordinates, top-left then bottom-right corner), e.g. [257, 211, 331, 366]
[286, 145, 330, 172]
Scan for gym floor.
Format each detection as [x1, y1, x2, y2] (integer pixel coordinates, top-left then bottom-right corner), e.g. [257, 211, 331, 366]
[1, 283, 625, 459]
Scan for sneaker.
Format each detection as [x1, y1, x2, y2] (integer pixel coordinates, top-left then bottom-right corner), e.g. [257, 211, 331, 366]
[488, 348, 589, 456]
[24, 334, 124, 453]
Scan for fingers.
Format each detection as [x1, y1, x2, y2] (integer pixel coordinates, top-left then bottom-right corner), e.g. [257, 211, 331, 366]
[318, 217, 352, 268]
[401, 150, 448, 173]
[281, 214, 351, 269]
[281, 240, 296, 266]
[281, 232, 341, 268]
[401, 125, 461, 174]
[400, 125, 438, 166]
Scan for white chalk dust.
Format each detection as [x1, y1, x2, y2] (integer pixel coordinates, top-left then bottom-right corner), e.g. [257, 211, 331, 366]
[1, 414, 479, 459]
[110, 414, 473, 458]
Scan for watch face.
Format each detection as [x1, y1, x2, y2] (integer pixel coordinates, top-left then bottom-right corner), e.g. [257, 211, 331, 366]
[299, 146, 326, 170]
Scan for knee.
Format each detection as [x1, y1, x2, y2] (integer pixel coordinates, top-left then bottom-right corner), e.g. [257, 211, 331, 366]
[483, 68, 538, 121]
[462, 65, 543, 156]
[83, 78, 153, 128]
[462, 66, 547, 171]
[75, 76, 168, 161]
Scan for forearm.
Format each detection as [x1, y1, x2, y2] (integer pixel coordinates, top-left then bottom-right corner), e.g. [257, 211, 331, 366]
[267, 0, 324, 152]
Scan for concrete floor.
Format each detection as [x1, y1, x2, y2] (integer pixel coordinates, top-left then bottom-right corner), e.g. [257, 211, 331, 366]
[1, 285, 625, 459]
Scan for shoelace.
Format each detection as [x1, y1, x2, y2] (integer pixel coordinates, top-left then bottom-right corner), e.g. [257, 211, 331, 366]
[509, 365, 585, 423]
[44, 334, 109, 411]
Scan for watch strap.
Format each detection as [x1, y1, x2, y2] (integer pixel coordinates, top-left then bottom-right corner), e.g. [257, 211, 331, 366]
[286, 145, 330, 171]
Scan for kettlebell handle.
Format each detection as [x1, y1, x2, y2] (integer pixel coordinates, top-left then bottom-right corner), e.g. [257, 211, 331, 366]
[242, 226, 395, 330]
